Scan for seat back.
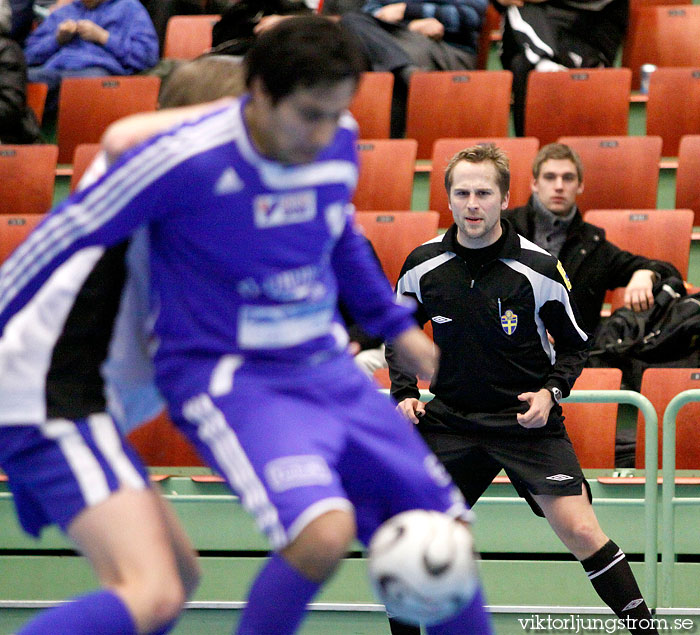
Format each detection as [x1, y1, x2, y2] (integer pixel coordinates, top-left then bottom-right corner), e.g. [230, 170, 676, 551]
[637, 368, 700, 468]
[623, 5, 700, 90]
[163, 15, 220, 60]
[354, 211, 440, 286]
[0, 145, 58, 215]
[525, 68, 631, 146]
[0, 214, 45, 264]
[584, 208, 693, 311]
[127, 410, 206, 467]
[557, 136, 662, 212]
[429, 137, 539, 228]
[57, 76, 161, 163]
[354, 139, 417, 211]
[70, 143, 102, 192]
[646, 67, 700, 156]
[406, 70, 512, 159]
[348, 72, 394, 139]
[675, 135, 700, 226]
[563, 368, 622, 468]
[475, 4, 501, 70]
[26, 82, 48, 124]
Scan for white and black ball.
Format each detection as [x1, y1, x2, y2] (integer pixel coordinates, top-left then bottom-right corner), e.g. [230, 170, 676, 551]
[368, 509, 479, 626]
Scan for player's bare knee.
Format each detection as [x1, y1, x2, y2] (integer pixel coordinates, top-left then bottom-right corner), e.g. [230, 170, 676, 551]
[123, 575, 186, 630]
[561, 519, 607, 556]
[282, 509, 356, 581]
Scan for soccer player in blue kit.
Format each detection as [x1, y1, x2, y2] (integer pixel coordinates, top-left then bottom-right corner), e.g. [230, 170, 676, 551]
[0, 16, 492, 635]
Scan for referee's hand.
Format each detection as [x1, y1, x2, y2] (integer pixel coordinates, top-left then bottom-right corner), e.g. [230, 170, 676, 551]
[516, 389, 553, 428]
[396, 398, 426, 425]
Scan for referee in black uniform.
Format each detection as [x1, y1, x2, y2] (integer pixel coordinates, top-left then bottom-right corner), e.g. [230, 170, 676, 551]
[386, 143, 657, 635]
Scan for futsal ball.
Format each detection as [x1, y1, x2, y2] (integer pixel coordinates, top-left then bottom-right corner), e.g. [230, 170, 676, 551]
[367, 509, 479, 626]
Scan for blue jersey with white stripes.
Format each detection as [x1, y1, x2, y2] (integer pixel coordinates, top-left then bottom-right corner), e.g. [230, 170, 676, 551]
[0, 97, 415, 401]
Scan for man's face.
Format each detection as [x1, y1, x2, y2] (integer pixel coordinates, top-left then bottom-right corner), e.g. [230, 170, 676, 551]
[248, 78, 357, 165]
[532, 158, 583, 216]
[448, 160, 508, 248]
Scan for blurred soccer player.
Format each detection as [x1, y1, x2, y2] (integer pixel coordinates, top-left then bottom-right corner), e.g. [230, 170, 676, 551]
[0, 17, 492, 635]
[0, 56, 249, 635]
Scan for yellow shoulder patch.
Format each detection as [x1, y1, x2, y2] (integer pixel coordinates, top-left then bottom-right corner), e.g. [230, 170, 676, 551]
[556, 260, 572, 291]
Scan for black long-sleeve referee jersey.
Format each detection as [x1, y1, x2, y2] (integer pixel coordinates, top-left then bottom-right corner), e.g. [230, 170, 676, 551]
[387, 220, 591, 427]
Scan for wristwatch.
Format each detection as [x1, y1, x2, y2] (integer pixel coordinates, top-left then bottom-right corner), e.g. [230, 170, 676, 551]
[546, 386, 563, 405]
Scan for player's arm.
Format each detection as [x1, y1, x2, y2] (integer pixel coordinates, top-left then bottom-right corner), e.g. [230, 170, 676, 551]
[384, 254, 434, 423]
[0, 127, 192, 332]
[101, 99, 234, 163]
[332, 215, 437, 382]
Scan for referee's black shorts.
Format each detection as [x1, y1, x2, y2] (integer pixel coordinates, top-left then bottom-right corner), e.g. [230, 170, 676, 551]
[417, 398, 592, 517]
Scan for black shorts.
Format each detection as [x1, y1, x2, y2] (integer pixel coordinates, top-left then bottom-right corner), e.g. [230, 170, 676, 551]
[417, 399, 592, 517]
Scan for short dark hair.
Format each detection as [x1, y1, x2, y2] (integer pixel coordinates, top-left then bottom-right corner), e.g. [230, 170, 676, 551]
[532, 143, 584, 181]
[444, 143, 510, 198]
[244, 16, 367, 103]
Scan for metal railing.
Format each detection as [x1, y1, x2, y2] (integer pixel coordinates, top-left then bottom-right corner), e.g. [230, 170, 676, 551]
[660, 389, 700, 608]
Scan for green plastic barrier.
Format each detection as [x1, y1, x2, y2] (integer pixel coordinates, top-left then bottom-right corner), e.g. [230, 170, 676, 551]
[660, 389, 700, 608]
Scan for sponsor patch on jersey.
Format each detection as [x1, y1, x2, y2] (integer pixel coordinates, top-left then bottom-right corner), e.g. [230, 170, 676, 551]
[546, 473, 574, 481]
[432, 315, 452, 324]
[501, 309, 518, 335]
[254, 190, 316, 228]
[262, 265, 323, 302]
[265, 455, 333, 492]
[556, 260, 572, 291]
[238, 298, 334, 349]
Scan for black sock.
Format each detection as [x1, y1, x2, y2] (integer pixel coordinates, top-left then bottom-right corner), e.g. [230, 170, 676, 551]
[388, 616, 420, 635]
[581, 540, 658, 635]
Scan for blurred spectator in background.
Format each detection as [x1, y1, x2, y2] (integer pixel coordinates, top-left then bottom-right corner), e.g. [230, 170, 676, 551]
[24, 0, 158, 115]
[1, 2, 42, 142]
[0, 0, 10, 33]
[493, 0, 628, 136]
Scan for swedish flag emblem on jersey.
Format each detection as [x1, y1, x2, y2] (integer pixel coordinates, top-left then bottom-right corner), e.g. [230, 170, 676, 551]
[501, 309, 518, 335]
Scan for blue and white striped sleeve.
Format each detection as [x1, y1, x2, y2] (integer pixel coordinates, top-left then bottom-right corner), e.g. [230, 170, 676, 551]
[0, 133, 190, 333]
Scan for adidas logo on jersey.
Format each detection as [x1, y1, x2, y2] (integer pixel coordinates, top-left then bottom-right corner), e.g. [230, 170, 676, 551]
[215, 167, 243, 195]
[546, 474, 574, 481]
[432, 316, 452, 324]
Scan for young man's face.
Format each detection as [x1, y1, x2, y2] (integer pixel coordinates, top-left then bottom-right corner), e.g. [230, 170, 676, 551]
[248, 78, 357, 165]
[532, 158, 583, 216]
[448, 160, 509, 249]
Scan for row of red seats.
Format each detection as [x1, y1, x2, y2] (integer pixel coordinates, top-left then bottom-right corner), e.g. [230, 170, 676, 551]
[3, 134, 699, 227]
[23, 65, 700, 171]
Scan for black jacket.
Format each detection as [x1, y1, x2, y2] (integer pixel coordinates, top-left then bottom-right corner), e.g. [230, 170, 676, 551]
[387, 220, 590, 427]
[0, 35, 41, 144]
[503, 198, 683, 334]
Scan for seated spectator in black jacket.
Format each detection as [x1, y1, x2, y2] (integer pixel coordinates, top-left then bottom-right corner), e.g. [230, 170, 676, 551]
[503, 143, 682, 335]
[0, 21, 42, 142]
[493, 0, 628, 137]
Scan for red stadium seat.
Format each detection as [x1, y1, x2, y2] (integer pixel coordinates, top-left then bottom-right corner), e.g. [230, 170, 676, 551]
[354, 139, 417, 211]
[354, 211, 440, 286]
[637, 368, 700, 468]
[0, 214, 45, 264]
[406, 70, 512, 159]
[0, 145, 58, 215]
